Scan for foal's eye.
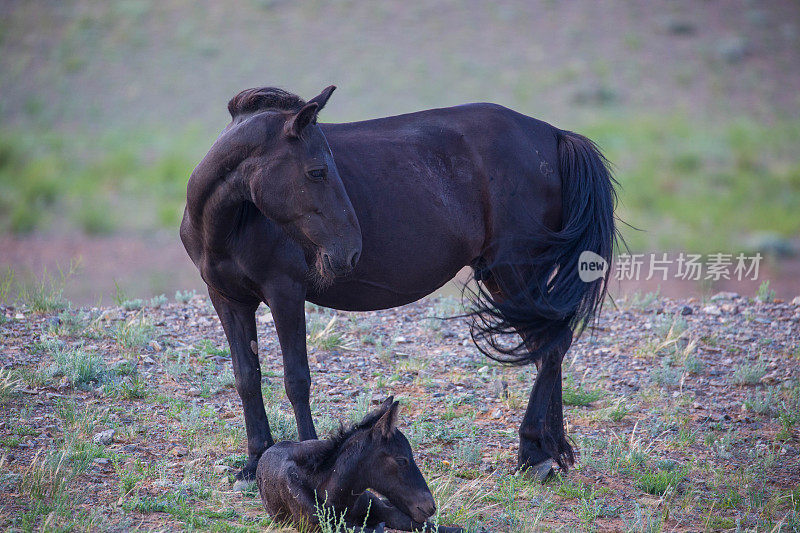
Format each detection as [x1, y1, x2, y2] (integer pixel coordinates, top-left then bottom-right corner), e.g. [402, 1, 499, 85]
[306, 167, 326, 181]
[395, 457, 409, 467]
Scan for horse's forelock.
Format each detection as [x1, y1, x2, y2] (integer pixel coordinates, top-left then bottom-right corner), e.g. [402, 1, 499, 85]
[227, 87, 307, 119]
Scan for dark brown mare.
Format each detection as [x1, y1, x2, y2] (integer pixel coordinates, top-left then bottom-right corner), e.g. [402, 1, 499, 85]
[256, 396, 463, 532]
[180, 85, 617, 482]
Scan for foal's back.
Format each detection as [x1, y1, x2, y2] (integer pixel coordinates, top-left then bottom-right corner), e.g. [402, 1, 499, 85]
[255, 441, 312, 521]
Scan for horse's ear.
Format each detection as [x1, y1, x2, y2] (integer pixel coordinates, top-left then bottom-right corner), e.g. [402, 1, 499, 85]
[307, 85, 336, 112]
[374, 400, 400, 439]
[378, 395, 394, 413]
[284, 102, 319, 138]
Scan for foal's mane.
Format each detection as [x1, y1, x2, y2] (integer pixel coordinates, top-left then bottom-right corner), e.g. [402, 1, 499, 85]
[297, 408, 384, 474]
[227, 87, 306, 119]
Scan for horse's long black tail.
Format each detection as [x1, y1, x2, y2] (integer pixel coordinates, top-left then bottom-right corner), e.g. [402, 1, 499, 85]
[467, 129, 618, 364]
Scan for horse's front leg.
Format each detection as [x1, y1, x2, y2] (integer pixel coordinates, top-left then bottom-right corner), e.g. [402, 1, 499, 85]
[209, 288, 273, 481]
[518, 328, 575, 481]
[266, 279, 317, 440]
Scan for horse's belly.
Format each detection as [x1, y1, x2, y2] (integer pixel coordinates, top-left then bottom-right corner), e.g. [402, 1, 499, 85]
[307, 258, 467, 311]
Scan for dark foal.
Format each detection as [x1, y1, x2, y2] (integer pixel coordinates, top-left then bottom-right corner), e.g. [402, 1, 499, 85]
[256, 397, 463, 533]
[181, 85, 617, 482]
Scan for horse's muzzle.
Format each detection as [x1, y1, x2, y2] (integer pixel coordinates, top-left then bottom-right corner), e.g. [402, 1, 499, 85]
[321, 250, 360, 277]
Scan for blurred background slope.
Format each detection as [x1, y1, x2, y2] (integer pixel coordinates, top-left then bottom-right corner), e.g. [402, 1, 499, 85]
[1, 0, 799, 303]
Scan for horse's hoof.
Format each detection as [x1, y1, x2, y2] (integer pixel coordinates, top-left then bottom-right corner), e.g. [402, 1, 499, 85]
[232, 479, 256, 492]
[521, 458, 554, 483]
[235, 460, 258, 482]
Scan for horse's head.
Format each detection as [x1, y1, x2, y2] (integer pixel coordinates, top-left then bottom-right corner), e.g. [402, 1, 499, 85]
[221, 85, 361, 280]
[362, 397, 436, 524]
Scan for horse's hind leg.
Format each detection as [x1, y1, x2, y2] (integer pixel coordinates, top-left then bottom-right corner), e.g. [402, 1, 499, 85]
[478, 270, 574, 480]
[517, 329, 574, 479]
[209, 288, 274, 481]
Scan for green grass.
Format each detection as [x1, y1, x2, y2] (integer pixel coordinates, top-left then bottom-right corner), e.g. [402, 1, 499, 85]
[585, 116, 800, 252]
[0, 367, 23, 404]
[562, 377, 604, 406]
[636, 464, 687, 496]
[49, 343, 108, 388]
[731, 358, 768, 385]
[112, 315, 155, 350]
[16, 261, 77, 313]
[756, 280, 776, 303]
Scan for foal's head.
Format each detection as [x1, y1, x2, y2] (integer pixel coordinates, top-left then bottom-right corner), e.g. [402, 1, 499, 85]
[221, 85, 362, 280]
[355, 397, 436, 524]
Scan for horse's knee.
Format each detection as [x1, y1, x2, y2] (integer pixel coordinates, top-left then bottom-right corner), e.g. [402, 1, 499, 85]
[235, 371, 263, 400]
[284, 376, 311, 405]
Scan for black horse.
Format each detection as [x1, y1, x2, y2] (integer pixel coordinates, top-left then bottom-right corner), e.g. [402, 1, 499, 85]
[180, 85, 617, 482]
[256, 396, 463, 532]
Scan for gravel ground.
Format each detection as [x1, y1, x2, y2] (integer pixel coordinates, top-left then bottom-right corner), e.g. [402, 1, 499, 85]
[0, 292, 798, 531]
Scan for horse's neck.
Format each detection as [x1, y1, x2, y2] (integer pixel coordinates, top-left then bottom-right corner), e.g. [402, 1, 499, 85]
[191, 173, 251, 252]
[316, 443, 368, 509]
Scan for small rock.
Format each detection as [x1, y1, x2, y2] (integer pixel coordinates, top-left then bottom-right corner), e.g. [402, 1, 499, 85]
[394, 336, 410, 344]
[478, 366, 489, 374]
[122, 444, 137, 453]
[214, 464, 233, 474]
[680, 306, 693, 316]
[148, 340, 162, 352]
[791, 296, 800, 306]
[491, 379, 509, 399]
[490, 409, 502, 419]
[93, 429, 115, 446]
[232, 479, 256, 492]
[93, 458, 111, 466]
[170, 446, 189, 457]
[141, 355, 156, 365]
[703, 305, 722, 315]
[760, 372, 780, 385]
[15, 313, 24, 320]
[711, 292, 739, 301]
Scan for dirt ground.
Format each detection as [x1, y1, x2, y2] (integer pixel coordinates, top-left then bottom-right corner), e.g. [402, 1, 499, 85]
[0, 291, 798, 531]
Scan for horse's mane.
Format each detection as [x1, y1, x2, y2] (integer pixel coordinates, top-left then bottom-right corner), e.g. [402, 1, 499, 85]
[227, 87, 306, 119]
[297, 408, 385, 474]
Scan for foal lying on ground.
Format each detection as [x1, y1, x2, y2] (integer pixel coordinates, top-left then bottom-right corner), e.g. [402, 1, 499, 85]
[256, 397, 463, 532]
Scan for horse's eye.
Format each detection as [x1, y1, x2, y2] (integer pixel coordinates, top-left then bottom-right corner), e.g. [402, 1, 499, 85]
[395, 457, 409, 467]
[306, 167, 326, 181]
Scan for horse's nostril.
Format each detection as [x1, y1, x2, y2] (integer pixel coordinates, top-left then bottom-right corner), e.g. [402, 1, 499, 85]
[349, 251, 360, 269]
[322, 254, 333, 273]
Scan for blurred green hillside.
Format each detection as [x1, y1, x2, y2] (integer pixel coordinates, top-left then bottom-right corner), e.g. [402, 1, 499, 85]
[1, 0, 799, 253]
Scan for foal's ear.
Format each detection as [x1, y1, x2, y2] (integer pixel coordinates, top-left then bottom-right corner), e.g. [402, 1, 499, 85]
[378, 395, 395, 413]
[307, 85, 336, 112]
[284, 102, 319, 138]
[374, 400, 400, 439]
